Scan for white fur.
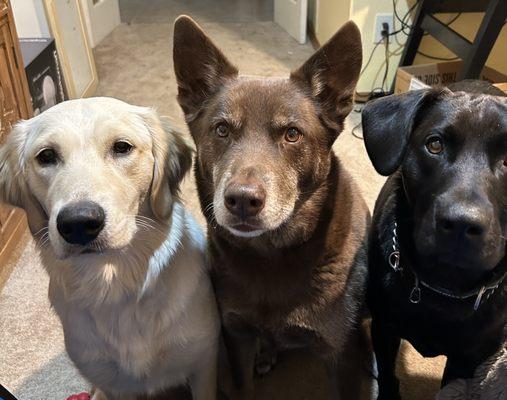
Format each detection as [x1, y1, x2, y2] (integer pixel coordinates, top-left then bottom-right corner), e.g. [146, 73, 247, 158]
[226, 226, 267, 238]
[44, 204, 219, 399]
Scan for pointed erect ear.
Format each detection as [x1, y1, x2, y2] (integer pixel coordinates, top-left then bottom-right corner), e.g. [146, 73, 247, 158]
[362, 88, 451, 176]
[173, 15, 238, 122]
[290, 21, 362, 133]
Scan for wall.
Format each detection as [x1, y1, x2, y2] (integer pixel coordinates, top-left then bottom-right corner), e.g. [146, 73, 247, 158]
[350, 0, 413, 93]
[81, 0, 121, 48]
[312, 0, 350, 46]
[11, 0, 50, 38]
[311, 0, 507, 94]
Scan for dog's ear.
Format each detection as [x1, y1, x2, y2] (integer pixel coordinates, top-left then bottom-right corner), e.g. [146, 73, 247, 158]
[0, 120, 47, 233]
[362, 88, 451, 176]
[141, 109, 193, 220]
[163, 120, 193, 198]
[173, 15, 238, 123]
[0, 121, 29, 207]
[290, 21, 362, 138]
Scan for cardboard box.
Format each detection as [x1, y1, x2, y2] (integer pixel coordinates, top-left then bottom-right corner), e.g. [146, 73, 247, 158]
[394, 60, 507, 94]
[20, 38, 67, 115]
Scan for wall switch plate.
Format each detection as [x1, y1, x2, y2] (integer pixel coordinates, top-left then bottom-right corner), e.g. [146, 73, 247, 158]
[374, 13, 394, 43]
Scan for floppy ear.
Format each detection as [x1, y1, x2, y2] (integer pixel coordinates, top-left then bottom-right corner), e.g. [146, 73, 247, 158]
[141, 109, 193, 221]
[362, 88, 451, 176]
[0, 121, 29, 207]
[290, 21, 362, 138]
[173, 15, 238, 123]
[0, 120, 48, 233]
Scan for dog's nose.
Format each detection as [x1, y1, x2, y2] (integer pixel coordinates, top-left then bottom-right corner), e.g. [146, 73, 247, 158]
[224, 183, 266, 219]
[436, 205, 488, 244]
[57, 201, 105, 245]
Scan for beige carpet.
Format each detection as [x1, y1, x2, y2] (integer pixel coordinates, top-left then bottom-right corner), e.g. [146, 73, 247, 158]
[0, 2, 445, 399]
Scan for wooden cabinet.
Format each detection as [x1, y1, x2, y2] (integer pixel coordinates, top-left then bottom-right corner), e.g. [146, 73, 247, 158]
[0, 0, 31, 279]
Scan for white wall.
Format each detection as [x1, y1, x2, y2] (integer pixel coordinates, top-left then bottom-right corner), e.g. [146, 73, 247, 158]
[311, 0, 414, 93]
[350, 0, 413, 94]
[11, 0, 50, 38]
[81, 0, 121, 48]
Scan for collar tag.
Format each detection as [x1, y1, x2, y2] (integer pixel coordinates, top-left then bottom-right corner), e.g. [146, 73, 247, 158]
[410, 277, 422, 304]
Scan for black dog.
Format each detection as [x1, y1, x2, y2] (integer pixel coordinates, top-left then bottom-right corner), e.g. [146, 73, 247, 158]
[362, 82, 507, 399]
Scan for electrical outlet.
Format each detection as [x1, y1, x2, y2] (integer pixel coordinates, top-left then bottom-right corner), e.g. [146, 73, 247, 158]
[374, 13, 394, 43]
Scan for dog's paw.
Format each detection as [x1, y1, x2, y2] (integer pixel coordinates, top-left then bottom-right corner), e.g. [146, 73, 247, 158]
[89, 388, 107, 400]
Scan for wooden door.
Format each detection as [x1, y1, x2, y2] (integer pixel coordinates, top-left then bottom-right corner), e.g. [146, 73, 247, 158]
[0, 0, 31, 281]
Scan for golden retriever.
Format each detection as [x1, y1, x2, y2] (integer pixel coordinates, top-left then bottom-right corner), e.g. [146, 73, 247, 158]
[0, 97, 219, 400]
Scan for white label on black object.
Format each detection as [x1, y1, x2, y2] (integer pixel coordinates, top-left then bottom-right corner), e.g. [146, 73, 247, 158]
[409, 77, 431, 91]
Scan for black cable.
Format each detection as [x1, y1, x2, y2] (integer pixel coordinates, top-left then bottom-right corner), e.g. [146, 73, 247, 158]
[399, 0, 421, 35]
[353, 32, 390, 145]
[393, 0, 419, 32]
[392, 0, 421, 49]
[359, 40, 382, 78]
[444, 13, 462, 26]
[393, 0, 462, 38]
[351, 119, 363, 140]
[381, 35, 390, 92]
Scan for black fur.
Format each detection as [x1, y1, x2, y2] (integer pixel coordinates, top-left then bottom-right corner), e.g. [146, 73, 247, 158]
[363, 83, 507, 399]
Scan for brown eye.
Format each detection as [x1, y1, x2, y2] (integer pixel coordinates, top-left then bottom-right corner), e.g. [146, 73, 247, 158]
[216, 123, 229, 138]
[36, 148, 58, 165]
[285, 127, 302, 143]
[425, 136, 443, 154]
[113, 141, 133, 154]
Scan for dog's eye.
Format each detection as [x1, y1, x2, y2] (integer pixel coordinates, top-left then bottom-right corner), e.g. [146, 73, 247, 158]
[36, 148, 58, 165]
[113, 141, 133, 154]
[425, 136, 443, 154]
[215, 124, 229, 138]
[285, 127, 302, 143]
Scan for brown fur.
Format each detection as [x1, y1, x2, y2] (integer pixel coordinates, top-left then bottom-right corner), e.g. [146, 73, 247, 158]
[173, 15, 370, 399]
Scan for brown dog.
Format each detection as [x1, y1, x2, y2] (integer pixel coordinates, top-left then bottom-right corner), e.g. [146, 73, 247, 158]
[173, 16, 370, 399]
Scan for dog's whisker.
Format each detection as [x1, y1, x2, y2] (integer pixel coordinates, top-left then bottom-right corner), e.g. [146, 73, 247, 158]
[135, 220, 166, 236]
[36, 230, 50, 248]
[33, 226, 49, 237]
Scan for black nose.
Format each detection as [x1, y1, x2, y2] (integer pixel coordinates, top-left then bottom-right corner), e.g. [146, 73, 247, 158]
[436, 206, 488, 244]
[224, 183, 266, 219]
[57, 201, 105, 245]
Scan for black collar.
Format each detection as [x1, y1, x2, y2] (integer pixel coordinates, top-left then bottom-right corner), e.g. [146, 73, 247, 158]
[387, 220, 507, 311]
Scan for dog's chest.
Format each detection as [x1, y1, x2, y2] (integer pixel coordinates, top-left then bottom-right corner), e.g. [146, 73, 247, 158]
[60, 297, 183, 378]
[214, 247, 343, 308]
[50, 261, 212, 385]
[219, 262, 349, 349]
[374, 264, 506, 357]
